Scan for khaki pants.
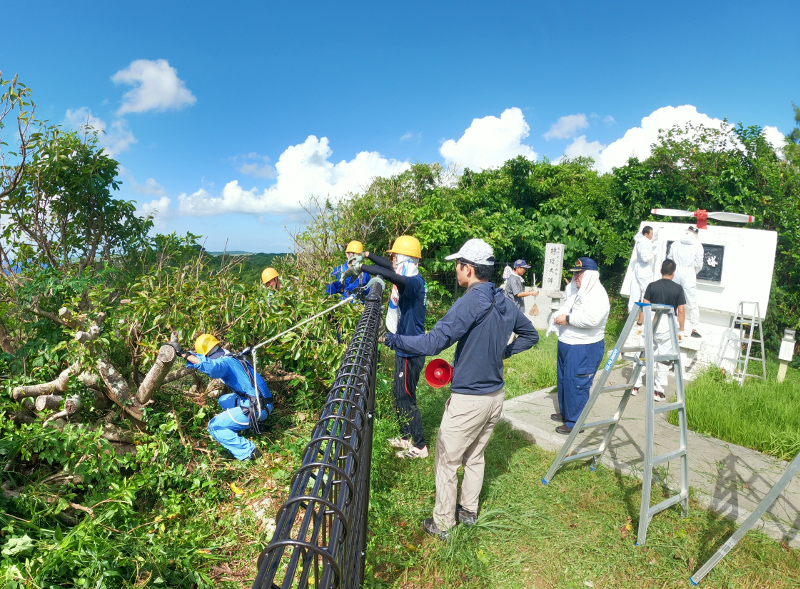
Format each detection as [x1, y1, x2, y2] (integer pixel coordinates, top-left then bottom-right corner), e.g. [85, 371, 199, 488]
[433, 388, 505, 530]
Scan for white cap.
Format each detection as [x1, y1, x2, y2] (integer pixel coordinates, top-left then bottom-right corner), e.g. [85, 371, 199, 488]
[445, 238, 495, 265]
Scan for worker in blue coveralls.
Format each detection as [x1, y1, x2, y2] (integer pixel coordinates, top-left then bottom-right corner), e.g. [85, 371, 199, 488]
[168, 334, 273, 461]
[326, 241, 370, 299]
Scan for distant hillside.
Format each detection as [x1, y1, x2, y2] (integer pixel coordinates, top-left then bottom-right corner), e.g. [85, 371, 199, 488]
[205, 252, 288, 284]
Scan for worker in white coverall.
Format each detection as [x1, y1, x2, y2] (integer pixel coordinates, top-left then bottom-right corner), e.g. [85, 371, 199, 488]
[628, 225, 659, 312]
[667, 226, 704, 338]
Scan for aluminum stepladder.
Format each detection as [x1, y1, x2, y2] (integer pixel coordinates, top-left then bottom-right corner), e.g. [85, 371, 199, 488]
[717, 301, 766, 385]
[690, 450, 800, 584]
[542, 302, 689, 546]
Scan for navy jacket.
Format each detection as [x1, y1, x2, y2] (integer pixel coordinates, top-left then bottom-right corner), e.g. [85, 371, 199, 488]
[392, 282, 539, 395]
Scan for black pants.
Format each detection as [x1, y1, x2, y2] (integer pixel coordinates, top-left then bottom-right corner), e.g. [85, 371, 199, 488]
[392, 354, 426, 449]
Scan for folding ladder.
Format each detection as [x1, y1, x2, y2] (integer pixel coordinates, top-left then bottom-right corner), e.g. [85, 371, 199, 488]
[690, 451, 800, 584]
[542, 302, 689, 546]
[717, 301, 766, 385]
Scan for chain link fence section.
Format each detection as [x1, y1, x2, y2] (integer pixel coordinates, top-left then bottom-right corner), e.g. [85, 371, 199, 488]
[252, 281, 384, 589]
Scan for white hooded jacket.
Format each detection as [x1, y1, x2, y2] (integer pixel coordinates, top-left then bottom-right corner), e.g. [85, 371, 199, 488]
[668, 234, 704, 277]
[547, 270, 610, 345]
[632, 233, 658, 285]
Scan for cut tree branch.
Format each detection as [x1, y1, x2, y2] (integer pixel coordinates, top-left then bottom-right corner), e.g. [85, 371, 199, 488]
[135, 344, 177, 405]
[13, 361, 79, 400]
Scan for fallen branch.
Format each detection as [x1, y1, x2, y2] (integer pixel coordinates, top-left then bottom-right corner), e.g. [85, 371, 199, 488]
[163, 367, 194, 384]
[35, 394, 63, 412]
[135, 344, 177, 404]
[96, 352, 144, 423]
[12, 361, 79, 400]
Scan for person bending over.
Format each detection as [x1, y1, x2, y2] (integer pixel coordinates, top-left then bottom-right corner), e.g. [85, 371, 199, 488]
[170, 334, 272, 461]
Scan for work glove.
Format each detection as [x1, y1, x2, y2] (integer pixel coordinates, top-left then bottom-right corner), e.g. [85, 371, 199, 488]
[165, 341, 184, 355]
[383, 333, 399, 350]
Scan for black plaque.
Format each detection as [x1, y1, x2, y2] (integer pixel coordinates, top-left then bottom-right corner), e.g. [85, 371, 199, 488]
[665, 241, 725, 283]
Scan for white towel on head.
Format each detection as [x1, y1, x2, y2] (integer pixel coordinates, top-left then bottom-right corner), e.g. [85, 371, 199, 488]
[386, 255, 419, 334]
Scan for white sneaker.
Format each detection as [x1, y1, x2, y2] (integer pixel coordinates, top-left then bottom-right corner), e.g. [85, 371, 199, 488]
[631, 387, 639, 396]
[387, 437, 412, 449]
[397, 445, 429, 459]
[654, 392, 666, 402]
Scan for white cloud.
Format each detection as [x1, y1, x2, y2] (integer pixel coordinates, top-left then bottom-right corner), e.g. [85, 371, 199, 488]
[233, 153, 275, 179]
[112, 59, 196, 115]
[763, 125, 786, 158]
[136, 196, 172, 225]
[440, 107, 537, 170]
[132, 177, 166, 196]
[544, 113, 589, 140]
[63, 107, 137, 156]
[603, 115, 616, 125]
[562, 135, 606, 161]
[150, 135, 409, 217]
[573, 105, 787, 174]
[400, 131, 422, 143]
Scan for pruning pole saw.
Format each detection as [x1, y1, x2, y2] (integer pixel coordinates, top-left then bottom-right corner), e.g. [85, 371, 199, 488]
[243, 275, 385, 423]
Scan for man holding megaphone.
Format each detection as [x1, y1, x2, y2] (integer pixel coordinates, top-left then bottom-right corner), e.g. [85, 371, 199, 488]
[384, 238, 539, 541]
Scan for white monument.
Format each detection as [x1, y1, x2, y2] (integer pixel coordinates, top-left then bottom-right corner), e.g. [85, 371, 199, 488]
[529, 243, 565, 330]
[621, 222, 778, 380]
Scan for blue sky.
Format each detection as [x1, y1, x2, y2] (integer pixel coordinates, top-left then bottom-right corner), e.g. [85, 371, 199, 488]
[3, 0, 798, 252]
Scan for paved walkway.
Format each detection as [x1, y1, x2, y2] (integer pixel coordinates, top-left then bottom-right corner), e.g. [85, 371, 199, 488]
[501, 365, 800, 548]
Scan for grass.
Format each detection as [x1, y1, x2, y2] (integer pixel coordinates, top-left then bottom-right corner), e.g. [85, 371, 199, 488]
[364, 342, 800, 589]
[669, 361, 800, 461]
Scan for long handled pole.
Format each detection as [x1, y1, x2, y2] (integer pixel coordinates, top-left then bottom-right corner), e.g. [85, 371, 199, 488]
[250, 294, 355, 420]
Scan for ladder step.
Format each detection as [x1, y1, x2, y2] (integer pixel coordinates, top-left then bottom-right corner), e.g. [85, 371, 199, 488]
[651, 448, 686, 467]
[654, 354, 680, 362]
[583, 417, 619, 429]
[648, 492, 686, 518]
[561, 448, 602, 464]
[600, 384, 634, 393]
[621, 347, 644, 353]
[654, 402, 684, 415]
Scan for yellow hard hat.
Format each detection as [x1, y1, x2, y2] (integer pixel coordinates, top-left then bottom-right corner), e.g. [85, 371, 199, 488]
[261, 267, 280, 284]
[195, 334, 220, 356]
[345, 240, 364, 254]
[387, 235, 421, 258]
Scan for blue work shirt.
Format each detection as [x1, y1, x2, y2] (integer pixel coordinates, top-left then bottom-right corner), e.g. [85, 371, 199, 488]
[393, 282, 538, 395]
[188, 355, 273, 410]
[395, 274, 427, 358]
[326, 263, 369, 299]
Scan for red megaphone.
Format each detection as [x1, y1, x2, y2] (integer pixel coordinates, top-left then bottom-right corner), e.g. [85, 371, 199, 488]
[425, 358, 453, 388]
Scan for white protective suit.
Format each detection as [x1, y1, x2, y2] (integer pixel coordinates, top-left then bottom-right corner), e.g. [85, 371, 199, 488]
[546, 270, 610, 345]
[628, 233, 659, 312]
[667, 233, 704, 332]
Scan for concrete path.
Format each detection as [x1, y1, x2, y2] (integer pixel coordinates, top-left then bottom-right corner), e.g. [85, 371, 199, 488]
[501, 364, 800, 548]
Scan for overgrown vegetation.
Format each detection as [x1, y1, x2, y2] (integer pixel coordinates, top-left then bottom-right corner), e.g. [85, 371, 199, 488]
[669, 363, 800, 461]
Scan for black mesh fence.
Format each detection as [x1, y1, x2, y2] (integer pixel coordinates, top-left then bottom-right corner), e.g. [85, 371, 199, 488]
[252, 281, 384, 589]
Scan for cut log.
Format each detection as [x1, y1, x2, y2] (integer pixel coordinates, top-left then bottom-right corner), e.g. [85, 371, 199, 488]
[65, 395, 82, 415]
[12, 361, 79, 400]
[35, 395, 63, 412]
[96, 353, 144, 423]
[77, 372, 102, 391]
[101, 425, 135, 444]
[135, 344, 177, 404]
